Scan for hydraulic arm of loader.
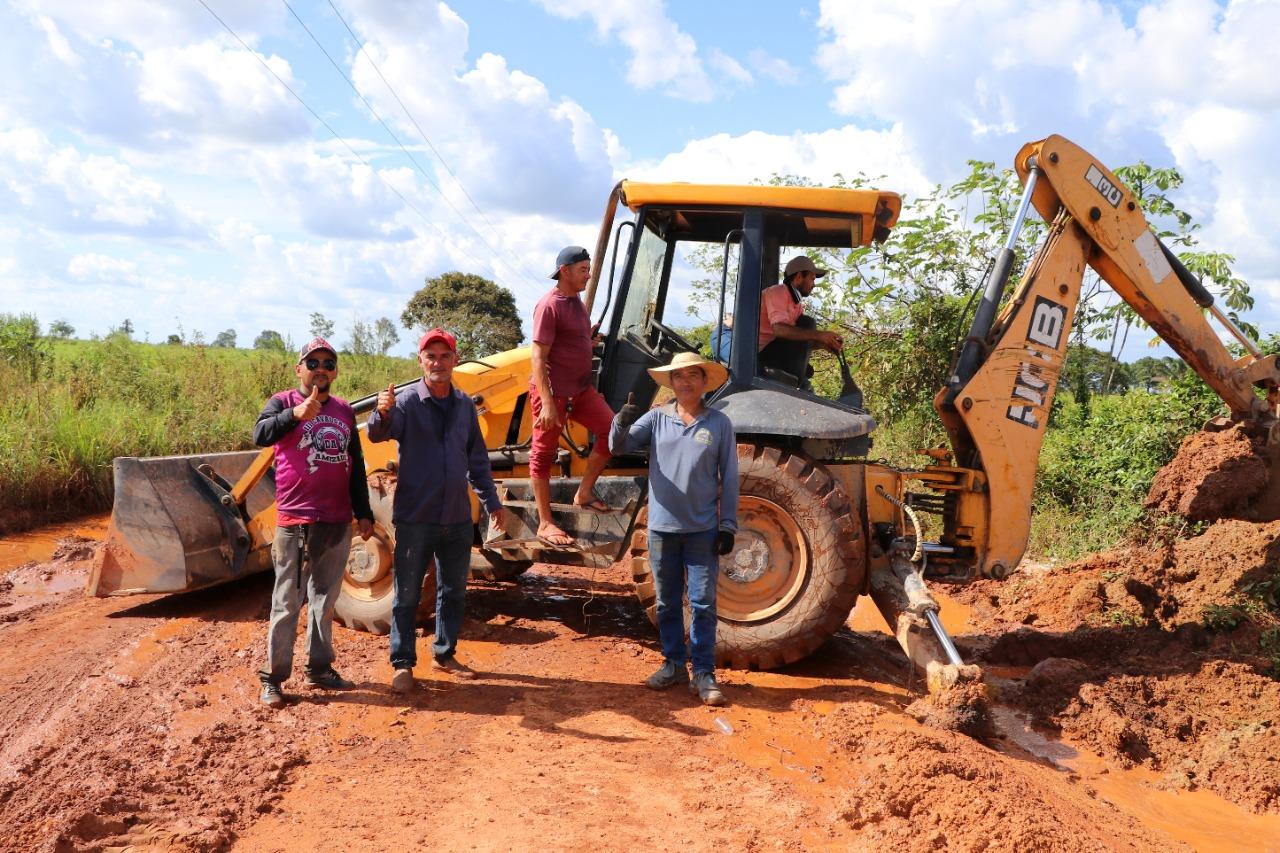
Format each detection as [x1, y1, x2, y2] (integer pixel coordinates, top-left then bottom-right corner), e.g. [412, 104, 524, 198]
[938, 134, 1280, 579]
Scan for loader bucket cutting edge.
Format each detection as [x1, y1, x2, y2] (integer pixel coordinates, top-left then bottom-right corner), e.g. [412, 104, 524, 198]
[88, 451, 276, 597]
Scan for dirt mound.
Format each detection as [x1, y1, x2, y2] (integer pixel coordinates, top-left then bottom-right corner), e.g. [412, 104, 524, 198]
[51, 535, 98, 563]
[1054, 661, 1280, 813]
[819, 711, 1165, 851]
[1145, 424, 1271, 521]
[956, 520, 1280, 633]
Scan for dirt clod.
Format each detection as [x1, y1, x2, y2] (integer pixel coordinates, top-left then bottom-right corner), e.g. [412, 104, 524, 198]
[1145, 424, 1272, 521]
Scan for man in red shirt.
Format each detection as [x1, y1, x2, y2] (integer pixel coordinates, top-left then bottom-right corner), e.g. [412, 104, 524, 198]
[758, 255, 844, 381]
[529, 246, 616, 546]
[253, 338, 374, 707]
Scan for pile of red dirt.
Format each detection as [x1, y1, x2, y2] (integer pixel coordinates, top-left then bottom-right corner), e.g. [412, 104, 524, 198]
[953, 514, 1280, 815]
[1145, 424, 1274, 521]
[956, 519, 1280, 633]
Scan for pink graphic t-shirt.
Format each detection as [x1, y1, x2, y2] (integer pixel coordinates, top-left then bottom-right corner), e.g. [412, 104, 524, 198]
[269, 390, 357, 524]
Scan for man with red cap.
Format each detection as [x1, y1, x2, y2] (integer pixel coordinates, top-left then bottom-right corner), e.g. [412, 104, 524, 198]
[367, 328, 505, 692]
[254, 337, 374, 708]
[529, 245, 617, 547]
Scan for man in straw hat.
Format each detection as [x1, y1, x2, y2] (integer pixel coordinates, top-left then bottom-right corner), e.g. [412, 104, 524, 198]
[609, 352, 739, 706]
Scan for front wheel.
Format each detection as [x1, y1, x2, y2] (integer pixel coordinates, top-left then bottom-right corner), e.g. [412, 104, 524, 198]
[333, 475, 435, 635]
[629, 444, 864, 669]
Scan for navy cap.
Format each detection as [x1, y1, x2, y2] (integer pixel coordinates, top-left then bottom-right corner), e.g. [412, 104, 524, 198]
[550, 245, 590, 280]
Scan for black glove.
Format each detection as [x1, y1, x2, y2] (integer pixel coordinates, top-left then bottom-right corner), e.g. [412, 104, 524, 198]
[616, 392, 642, 431]
[715, 530, 735, 556]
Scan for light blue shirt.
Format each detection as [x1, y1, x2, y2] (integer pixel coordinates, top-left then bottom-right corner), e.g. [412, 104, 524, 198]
[610, 402, 739, 534]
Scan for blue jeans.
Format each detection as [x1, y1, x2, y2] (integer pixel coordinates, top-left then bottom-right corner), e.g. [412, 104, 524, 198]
[389, 521, 472, 669]
[648, 528, 719, 675]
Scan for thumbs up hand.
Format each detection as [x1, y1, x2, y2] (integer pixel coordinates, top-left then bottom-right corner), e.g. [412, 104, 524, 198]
[376, 382, 396, 416]
[293, 384, 323, 422]
[616, 392, 642, 431]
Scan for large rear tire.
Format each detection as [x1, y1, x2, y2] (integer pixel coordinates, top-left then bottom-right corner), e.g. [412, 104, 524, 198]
[629, 444, 864, 669]
[334, 475, 435, 635]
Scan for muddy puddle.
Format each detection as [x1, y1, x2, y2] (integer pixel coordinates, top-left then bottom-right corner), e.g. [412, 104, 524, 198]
[991, 707, 1280, 852]
[0, 514, 107, 618]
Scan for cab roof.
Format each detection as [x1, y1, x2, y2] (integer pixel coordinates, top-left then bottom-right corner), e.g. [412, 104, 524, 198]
[618, 181, 902, 242]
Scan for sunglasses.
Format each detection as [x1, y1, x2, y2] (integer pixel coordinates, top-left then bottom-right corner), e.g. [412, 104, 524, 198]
[304, 358, 337, 371]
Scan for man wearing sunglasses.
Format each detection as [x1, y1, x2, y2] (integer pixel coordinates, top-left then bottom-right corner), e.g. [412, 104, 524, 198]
[253, 337, 374, 708]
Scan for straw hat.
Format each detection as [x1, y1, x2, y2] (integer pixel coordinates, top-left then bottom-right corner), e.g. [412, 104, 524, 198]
[647, 351, 729, 391]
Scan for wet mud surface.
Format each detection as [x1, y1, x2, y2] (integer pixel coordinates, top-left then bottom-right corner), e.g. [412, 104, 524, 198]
[2, 521, 1280, 851]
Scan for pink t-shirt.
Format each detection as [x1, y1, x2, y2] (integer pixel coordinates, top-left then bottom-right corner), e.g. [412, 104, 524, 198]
[758, 283, 803, 349]
[270, 390, 356, 524]
[531, 287, 593, 397]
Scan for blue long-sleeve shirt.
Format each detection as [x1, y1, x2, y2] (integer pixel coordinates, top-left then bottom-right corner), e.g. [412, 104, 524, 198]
[366, 381, 502, 525]
[610, 402, 738, 534]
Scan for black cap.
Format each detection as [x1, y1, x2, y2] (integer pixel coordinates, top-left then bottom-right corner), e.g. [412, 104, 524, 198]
[550, 245, 590, 280]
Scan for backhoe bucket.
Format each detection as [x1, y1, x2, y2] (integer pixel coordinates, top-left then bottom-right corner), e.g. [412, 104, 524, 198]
[88, 451, 277, 596]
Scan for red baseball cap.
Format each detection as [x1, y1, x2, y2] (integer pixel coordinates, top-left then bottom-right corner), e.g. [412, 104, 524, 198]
[418, 327, 457, 352]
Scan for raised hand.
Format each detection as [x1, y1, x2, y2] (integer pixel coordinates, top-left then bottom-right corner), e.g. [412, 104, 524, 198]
[617, 392, 642, 430]
[376, 382, 396, 416]
[293, 384, 322, 422]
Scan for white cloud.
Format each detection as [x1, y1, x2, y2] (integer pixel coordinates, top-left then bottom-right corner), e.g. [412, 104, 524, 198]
[0, 128, 203, 238]
[536, 0, 714, 101]
[813, 0, 1280, 324]
[11, 0, 283, 52]
[339, 0, 617, 221]
[709, 49, 753, 86]
[248, 147, 415, 241]
[67, 252, 140, 284]
[627, 124, 932, 199]
[747, 50, 799, 85]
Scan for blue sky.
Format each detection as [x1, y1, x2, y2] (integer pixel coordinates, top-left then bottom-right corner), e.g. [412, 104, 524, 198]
[2, 0, 1278, 359]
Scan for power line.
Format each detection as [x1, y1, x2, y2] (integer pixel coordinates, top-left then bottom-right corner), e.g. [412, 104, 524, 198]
[324, 0, 542, 283]
[194, 0, 507, 285]
[283, 0, 541, 286]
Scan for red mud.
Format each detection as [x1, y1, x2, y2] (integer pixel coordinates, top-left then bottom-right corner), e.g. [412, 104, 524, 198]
[3, 523, 1280, 850]
[1145, 424, 1276, 521]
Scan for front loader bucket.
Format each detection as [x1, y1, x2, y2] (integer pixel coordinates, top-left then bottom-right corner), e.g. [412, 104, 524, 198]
[88, 451, 277, 596]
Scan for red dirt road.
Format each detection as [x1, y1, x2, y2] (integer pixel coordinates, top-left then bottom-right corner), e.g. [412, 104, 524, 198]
[2, 525, 1279, 852]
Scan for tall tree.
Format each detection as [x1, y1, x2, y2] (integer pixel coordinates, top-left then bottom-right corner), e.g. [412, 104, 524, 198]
[254, 329, 286, 351]
[347, 318, 374, 356]
[309, 312, 335, 339]
[212, 329, 237, 348]
[48, 319, 74, 339]
[401, 272, 523, 359]
[373, 317, 400, 356]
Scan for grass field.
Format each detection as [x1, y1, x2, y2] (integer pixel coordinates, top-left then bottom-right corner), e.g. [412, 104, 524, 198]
[0, 337, 417, 534]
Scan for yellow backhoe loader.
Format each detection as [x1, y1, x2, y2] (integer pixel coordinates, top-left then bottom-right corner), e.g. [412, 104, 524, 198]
[89, 135, 1280, 690]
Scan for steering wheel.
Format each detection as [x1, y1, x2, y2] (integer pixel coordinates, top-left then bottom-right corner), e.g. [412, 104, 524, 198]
[649, 318, 698, 354]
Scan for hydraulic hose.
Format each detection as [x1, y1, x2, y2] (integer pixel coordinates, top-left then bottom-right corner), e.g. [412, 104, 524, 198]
[875, 485, 926, 570]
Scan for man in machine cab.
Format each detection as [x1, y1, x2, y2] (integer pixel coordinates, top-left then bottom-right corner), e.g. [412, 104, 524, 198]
[757, 255, 844, 384]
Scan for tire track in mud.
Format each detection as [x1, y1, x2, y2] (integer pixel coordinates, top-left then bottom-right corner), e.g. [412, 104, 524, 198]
[0, 571, 293, 852]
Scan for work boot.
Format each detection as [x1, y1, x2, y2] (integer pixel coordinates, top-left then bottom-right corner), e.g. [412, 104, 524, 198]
[645, 659, 689, 690]
[690, 672, 727, 707]
[431, 655, 477, 680]
[304, 668, 354, 690]
[391, 668, 414, 693]
[260, 682, 285, 708]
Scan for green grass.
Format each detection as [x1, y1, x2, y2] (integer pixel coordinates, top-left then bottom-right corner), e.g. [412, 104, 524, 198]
[0, 338, 416, 534]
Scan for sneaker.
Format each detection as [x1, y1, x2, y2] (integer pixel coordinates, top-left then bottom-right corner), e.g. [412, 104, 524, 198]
[690, 672, 726, 706]
[645, 659, 689, 691]
[431, 655, 477, 680]
[391, 668, 414, 693]
[304, 668, 354, 690]
[260, 682, 285, 708]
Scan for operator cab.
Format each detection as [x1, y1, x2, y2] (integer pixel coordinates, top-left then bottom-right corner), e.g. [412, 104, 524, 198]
[595, 182, 900, 461]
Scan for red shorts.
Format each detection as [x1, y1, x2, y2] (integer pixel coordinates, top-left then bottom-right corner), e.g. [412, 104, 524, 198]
[528, 385, 614, 480]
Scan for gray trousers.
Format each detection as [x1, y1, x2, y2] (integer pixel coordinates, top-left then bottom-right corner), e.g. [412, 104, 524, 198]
[259, 521, 352, 685]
